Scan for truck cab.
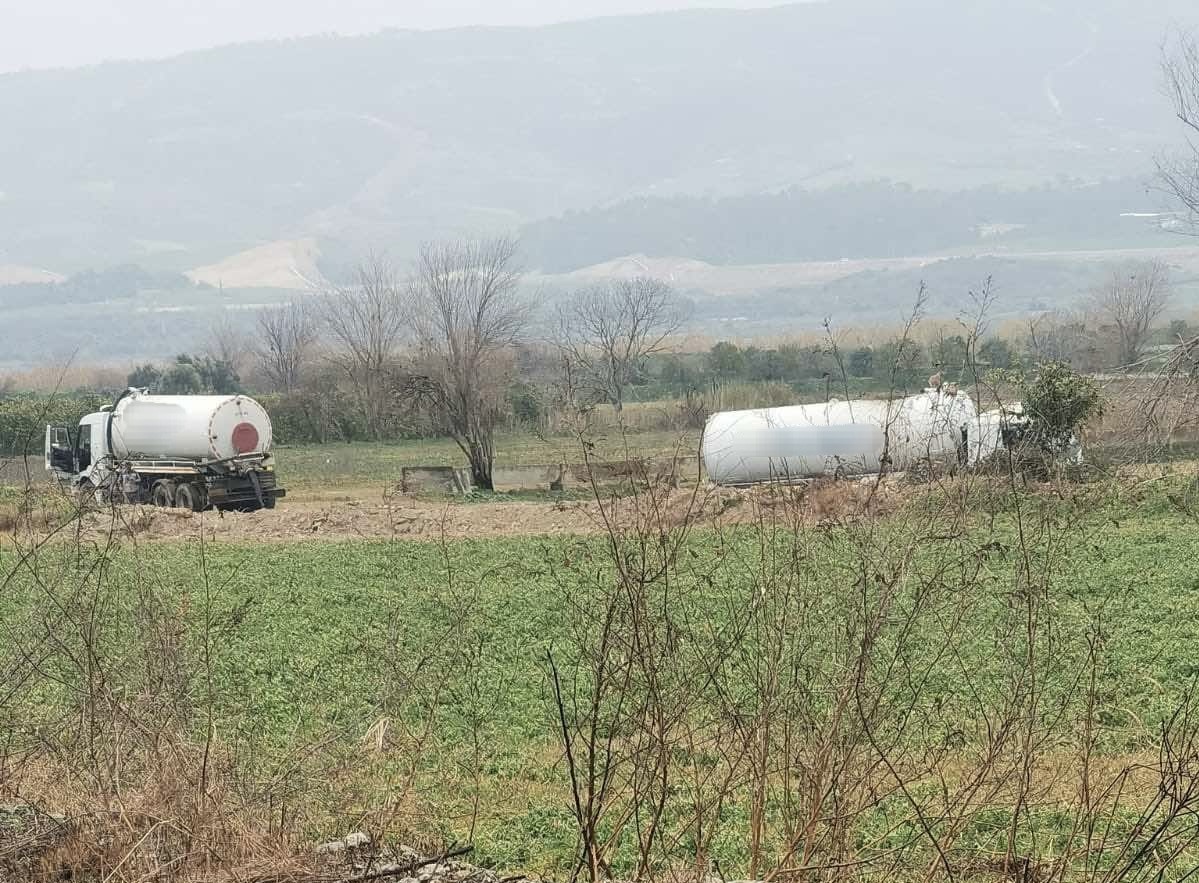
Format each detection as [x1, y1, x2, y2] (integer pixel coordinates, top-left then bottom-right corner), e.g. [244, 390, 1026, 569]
[45, 411, 109, 489]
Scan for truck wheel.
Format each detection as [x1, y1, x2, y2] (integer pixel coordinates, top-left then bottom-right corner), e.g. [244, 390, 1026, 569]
[262, 494, 277, 510]
[151, 481, 174, 508]
[175, 483, 206, 512]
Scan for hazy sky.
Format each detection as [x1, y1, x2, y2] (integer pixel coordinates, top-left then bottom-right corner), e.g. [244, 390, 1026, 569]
[1, 0, 788, 73]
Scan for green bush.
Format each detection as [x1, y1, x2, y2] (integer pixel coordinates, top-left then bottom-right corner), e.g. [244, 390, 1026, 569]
[0, 394, 109, 456]
[997, 361, 1104, 452]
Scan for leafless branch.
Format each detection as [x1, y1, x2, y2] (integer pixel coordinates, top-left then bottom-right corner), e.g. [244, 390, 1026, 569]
[1159, 30, 1199, 230]
[554, 278, 683, 412]
[1092, 260, 1172, 368]
[256, 300, 317, 394]
[409, 236, 527, 488]
[321, 255, 410, 439]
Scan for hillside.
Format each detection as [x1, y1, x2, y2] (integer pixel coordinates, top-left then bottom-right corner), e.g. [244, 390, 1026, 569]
[521, 178, 1178, 272]
[536, 245, 1199, 336]
[1, 0, 1197, 274]
[185, 238, 325, 289]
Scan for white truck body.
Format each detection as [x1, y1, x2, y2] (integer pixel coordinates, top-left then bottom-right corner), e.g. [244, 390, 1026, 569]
[45, 389, 285, 511]
[108, 394, 273, 461]
[702, 390, 986, 486]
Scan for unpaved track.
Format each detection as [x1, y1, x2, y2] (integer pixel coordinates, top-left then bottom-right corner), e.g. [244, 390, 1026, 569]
[73, 492, 724, 544]
[16, 480, 899, 546]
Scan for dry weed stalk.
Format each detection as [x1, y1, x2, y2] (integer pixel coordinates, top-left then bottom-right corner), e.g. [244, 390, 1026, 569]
[541, 290, 1199, 883]
[6, 306, 1199, 882]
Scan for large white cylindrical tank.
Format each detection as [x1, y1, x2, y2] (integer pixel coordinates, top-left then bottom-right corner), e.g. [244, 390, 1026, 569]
[702, 392, 978, 485]
[108, 392, 274, 461]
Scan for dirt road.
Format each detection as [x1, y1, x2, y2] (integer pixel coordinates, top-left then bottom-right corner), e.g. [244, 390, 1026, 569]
[3, 479, 900, 546]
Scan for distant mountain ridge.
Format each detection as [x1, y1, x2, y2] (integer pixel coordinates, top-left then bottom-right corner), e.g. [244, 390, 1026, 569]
[1, 0, 1196, 274]
[521, 178, 1177, 272]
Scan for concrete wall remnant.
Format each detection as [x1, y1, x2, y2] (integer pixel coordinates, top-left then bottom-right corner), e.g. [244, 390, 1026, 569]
[401, 466, 472, 494]
[491, 464, 566, 492]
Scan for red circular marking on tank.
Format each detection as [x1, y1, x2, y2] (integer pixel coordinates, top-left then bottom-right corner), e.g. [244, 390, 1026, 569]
[231, 422, 260, 454]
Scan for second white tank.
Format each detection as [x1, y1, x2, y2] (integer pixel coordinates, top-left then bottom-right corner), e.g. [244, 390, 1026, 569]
[702, 391, 978, 485]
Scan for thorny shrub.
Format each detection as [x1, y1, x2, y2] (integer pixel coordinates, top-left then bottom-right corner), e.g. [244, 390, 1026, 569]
[4, 413, 1199, 882]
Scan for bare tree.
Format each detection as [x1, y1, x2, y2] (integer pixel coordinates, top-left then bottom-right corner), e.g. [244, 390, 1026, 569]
[254, 300, 316, 393]
[1160, 30, 1199, 230]
[1026, 309, 1110, 374]
[322, 256, 409, 440]
[205, 313, 252, 378]
[555, 277, 682, 412]
[409, 236, 526, 489]
[1145, 41, 1199, 451]
[1093, 260, 1172, 367]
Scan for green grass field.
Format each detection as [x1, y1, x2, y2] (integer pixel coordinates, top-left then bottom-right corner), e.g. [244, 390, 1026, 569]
[0, 429, 699, 499]
[4, 475, 1199, 876]
[274, 429, 699, 491]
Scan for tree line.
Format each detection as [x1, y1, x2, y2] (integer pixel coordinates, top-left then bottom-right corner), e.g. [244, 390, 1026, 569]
[2, 250, 1184, 483]
[86, 238, 687, 489]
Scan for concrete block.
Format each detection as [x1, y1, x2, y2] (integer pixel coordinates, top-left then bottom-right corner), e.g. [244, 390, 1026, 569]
[401, 466, 472, 494]
[491, 464, 566, 492]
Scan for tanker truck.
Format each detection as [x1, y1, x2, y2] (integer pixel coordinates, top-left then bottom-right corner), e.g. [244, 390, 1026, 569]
[702, 389, 989, 486]
[44, 388, 285, 511]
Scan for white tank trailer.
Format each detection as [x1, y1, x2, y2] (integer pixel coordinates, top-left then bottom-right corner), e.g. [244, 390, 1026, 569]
[109, 393, 274, 461]
[702, 390, 994, 486]
[45, 388, 285, 511]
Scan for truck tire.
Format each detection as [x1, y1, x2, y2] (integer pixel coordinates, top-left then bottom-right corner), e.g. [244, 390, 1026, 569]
[151, 481, 174, 508]
[175, 483, 206, 512]
[262, 493, 276, 510]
